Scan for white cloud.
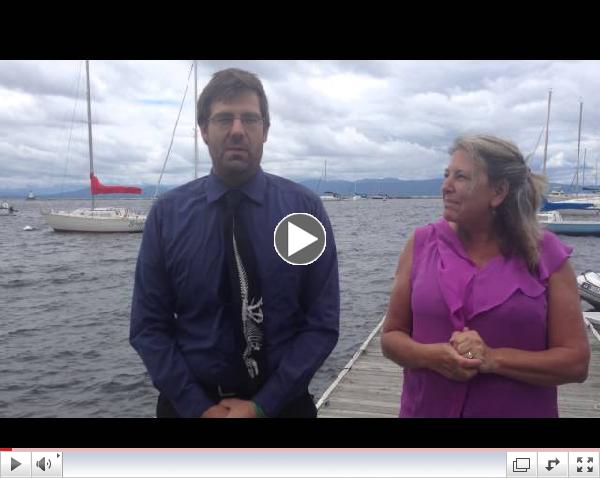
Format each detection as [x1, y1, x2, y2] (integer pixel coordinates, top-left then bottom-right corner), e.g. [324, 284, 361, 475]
[308, 73, 388, 102]
[1, 59, 599, 190]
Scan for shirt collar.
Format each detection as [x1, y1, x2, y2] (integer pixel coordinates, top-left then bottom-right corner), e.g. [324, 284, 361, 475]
[206, 167, 266, 206]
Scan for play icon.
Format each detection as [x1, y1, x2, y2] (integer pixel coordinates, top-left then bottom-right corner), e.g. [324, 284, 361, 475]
[0, 452, 31, 477]
[274, 213, 326, 265]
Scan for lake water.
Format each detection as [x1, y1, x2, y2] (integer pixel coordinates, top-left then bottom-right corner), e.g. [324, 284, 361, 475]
[1, 197, 598, 417]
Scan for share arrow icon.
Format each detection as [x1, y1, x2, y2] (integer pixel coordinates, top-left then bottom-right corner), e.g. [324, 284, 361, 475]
[546, 458, 560, 471]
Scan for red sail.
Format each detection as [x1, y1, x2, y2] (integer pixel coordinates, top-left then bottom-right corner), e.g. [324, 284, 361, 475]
[90, 173, 142, 195]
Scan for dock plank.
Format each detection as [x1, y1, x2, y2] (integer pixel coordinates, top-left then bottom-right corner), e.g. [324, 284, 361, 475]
[317, 314, 600, 418]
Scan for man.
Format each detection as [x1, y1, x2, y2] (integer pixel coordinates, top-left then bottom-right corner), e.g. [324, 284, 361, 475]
[130, 68, 340, 418]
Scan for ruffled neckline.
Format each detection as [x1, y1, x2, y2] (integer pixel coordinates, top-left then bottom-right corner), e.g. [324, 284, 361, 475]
[432, 219, 545, 330]
[437, 219, 504, 271]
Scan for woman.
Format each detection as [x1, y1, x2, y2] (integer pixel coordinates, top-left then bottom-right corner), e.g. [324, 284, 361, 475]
[381, 134, 590, 417]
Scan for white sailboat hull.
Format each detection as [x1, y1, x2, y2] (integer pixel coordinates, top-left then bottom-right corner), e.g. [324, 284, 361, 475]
[47, 208, 145, 233]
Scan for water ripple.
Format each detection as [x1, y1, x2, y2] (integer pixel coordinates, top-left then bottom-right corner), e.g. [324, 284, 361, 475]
[2, 198, 599, 417]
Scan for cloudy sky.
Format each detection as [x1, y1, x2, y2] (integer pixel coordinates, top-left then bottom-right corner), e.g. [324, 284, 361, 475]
[1, 60, 599, 191]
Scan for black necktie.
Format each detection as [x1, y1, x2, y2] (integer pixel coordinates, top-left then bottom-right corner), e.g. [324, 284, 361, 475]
[222, 189, 265, 394]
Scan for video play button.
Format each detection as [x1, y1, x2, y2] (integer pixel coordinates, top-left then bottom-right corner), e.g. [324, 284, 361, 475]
[274, 213, 326, 265]
[1, 452, 31, 477]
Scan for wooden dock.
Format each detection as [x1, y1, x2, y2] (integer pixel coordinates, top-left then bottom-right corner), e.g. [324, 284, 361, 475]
[317, 313, 600, 418]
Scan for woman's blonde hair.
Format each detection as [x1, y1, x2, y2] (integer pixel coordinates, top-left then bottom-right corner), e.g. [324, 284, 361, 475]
[449, 134, 548, 271]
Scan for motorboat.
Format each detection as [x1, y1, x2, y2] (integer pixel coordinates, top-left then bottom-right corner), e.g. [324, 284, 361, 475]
[0, 201, 17, 216]
[577, 270, 600, 310]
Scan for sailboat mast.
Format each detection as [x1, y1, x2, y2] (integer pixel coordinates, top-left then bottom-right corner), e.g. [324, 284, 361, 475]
[542, 89, 552, 175]
[575, 100, 583, 195]
[582, 148, 587, 190]
[85, 60, 95, 210]
[194, 60, 198, 180]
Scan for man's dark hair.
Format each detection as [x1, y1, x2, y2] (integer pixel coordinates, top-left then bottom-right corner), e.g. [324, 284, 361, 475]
[197, 68, 270, 129]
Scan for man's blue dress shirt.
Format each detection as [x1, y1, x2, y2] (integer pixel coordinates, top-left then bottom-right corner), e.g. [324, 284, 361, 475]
[130, 168, 340, 417]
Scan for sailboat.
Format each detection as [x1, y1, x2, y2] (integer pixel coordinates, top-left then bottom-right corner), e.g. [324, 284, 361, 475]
[154, 60, 200, 198]
[351, 181, 363, 200]
[46, 61, 146, 233]
[540, 95, 599, 216]
[538, 98, 600, 235]
[318, 160, 342, 201]
[369, 180, 388, 200]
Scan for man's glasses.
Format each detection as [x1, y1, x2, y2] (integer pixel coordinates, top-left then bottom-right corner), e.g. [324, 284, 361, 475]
[209, 113, 264, 130]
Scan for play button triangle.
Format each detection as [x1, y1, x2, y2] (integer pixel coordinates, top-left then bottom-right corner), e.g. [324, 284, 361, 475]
[288, 221, 318, 256]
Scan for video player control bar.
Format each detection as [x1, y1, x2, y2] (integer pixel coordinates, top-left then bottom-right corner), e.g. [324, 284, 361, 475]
[1, 450, 599, 477]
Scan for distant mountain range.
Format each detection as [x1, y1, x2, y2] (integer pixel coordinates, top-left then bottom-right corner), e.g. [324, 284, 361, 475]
[303, 178, 444, 197]
[0, 185, 172, 199]
[0, 178, 593, 199]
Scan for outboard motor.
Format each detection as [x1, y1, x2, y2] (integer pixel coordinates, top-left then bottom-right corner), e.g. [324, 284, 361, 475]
[577, 270, 600, 310]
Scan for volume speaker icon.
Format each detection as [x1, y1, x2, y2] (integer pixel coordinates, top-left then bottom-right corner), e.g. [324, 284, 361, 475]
[36, 457, 51, 471]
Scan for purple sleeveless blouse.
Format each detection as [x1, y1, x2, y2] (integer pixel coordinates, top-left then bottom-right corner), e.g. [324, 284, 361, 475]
[399, 219, 572, 417]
